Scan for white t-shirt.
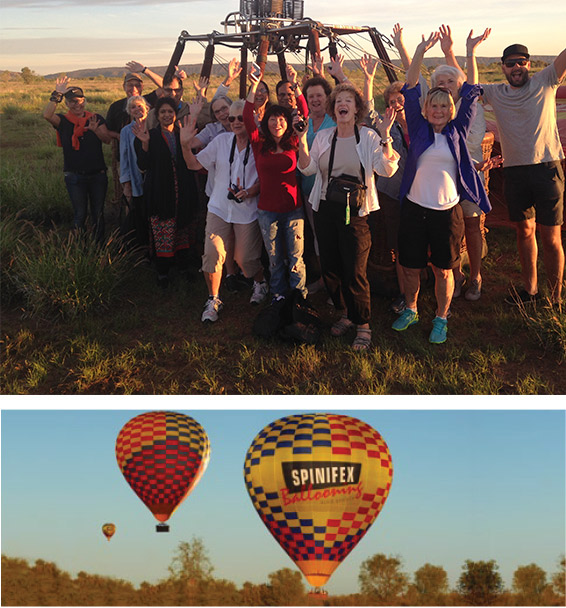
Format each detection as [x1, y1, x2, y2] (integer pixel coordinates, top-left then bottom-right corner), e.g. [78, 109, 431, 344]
[482, 64, 564, 167]
[407, 133, 459, 210]
[196, 133, 259, 225]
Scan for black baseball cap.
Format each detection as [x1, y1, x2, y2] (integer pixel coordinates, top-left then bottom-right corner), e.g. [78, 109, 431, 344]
[501, 44, 530, 62]
[64, 86, 85, 99]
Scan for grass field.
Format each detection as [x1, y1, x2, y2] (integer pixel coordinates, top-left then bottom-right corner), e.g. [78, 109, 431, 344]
[1, 70, 565, 395]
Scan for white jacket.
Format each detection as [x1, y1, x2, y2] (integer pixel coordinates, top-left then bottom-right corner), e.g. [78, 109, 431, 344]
[299, 126, 399, 217]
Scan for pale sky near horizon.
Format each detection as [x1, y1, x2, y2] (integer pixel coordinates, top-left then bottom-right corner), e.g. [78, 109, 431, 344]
[1, 0, 565, 75]
[1, 404, 565, 597]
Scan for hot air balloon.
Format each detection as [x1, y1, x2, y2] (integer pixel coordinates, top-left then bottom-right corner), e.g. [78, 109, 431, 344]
[244, 413, 393, 592]
[102, 523, 116, 541]
[116, 411, 210, 532]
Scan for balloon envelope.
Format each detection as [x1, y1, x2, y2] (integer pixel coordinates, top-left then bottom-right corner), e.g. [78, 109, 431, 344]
[244, 413, 393, 588]
[116, 411, 210, 526]
[102, 523, 116, 541]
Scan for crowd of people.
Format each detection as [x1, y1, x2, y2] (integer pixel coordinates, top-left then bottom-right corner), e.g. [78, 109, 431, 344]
[43, 24, 566, 348]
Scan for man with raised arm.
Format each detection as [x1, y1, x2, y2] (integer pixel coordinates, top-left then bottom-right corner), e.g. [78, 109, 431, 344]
[481, 44, 565, 305]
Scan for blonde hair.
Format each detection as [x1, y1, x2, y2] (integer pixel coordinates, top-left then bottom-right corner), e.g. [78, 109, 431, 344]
[423, 87, 456, 122]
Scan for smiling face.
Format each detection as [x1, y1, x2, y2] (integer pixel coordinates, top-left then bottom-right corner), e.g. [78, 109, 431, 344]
[124, 79, 142, 98]
[502, 55, 530, 88]
[334, 90, 357, 125]
[65, 96, 86, 115]
[254, 83, 269, 108]
[276, 82, 296, 109]
[130, 100, 148, 121]
[387, 91, 405, 117]
[211, 99, 231, 127]
[162, 77, 183, 104]
[267, 112, 288, 141]
[228, 107, 246, 137]
[157, 103, 176, 130]
[306, 84, 327, 118]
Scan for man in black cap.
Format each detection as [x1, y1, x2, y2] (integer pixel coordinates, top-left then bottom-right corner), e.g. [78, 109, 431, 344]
[481, 43, 566, 305]
[43, 77, 111, 243]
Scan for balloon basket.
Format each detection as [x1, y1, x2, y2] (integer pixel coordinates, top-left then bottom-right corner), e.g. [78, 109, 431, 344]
[308, 587, 328, 600]
[156, 523, 170, 533]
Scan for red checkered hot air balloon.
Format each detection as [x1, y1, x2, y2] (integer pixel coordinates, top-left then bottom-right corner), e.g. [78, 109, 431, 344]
[116, 411, 210, 532]
[244, 413, 393, 592]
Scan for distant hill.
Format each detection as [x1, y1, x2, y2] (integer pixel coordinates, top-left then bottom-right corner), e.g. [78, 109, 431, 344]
[41, 56, 555, 79]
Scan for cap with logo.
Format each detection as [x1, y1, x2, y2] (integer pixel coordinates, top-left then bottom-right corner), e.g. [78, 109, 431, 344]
[64, 86, 85, 99]
[502, 44, 530, 62]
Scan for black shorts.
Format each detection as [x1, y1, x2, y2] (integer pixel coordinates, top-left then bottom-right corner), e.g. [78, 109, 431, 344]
[503, 161, 564, 226]
[398, 198, 464, 270]
[377, 190, 401, 251]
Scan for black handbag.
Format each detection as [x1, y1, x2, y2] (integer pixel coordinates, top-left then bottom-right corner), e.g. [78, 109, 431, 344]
[325, 125, 367, 222]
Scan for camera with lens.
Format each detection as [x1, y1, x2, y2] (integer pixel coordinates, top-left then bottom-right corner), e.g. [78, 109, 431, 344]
[293, 109, 307, 133]
[227, 184, 243, 202]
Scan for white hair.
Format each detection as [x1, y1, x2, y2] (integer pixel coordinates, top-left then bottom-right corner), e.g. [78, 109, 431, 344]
[431, 65, 465, 88]
[126, 95, 150, 116]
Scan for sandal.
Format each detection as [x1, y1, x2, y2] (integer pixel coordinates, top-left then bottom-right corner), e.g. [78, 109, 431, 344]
[352, 328, 372, 351]
[331, 315, 355, 337]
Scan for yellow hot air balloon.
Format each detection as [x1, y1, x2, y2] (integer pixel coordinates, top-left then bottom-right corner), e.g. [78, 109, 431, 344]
[102, 523, 116, 541]
[244, 413, 393, 590]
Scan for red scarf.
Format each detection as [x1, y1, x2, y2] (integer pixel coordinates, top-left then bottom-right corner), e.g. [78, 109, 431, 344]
[56, 111, 95, 150]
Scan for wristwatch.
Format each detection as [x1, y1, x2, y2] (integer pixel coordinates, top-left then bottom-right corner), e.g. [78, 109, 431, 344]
[380, 136, 393, 146]
[50, 91, 63, 103]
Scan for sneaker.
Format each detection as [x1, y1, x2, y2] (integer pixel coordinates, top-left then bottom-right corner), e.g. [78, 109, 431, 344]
[504, 289, 541, 306]
[250, 280, 268, 305]
[224, 274, 241, 293]
[429, 316, 448, 344]
[465, 278, 482, 301]
[390, 294, 406, 314]
[453, 276, 466, 298]
[201, 296, 223, 323]
[392, 308, 418, 331]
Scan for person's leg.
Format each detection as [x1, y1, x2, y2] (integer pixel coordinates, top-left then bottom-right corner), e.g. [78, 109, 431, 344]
[402, 267, 422, 311]
[202, 212, 230, 297]
[283, 207, 307, 298]
[64, 173, 88, 232]
[539, 224, 564, 302]
[464, 216, 483, 282]
[87, 171, 108, 244]
[257, 210, 287, 298]
[515, 218, 538, 295]
[431, 265, 453, 318]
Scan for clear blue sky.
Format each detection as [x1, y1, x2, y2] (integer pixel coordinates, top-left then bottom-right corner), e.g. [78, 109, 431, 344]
[1, 0, 565, 74]
[1, 405, 565, 596]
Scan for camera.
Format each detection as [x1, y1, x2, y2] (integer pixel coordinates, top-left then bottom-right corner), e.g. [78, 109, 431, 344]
[293, 109, 307, 133]
[250, 62, 262, 82]
[227, 184, 243, 202]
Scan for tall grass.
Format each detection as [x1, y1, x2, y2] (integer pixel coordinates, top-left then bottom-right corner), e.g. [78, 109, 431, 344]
[12, 226, 140, 318]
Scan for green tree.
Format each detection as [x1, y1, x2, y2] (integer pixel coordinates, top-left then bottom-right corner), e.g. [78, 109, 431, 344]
[512, 563, 548, 605]
[166, 537, 214, 605]
[265, 567, 306, 605]
[413, 563, 449, 604]
[20, 66, 39, 84]
[457, 559, 504, 606]
[358, 553, 409, 604]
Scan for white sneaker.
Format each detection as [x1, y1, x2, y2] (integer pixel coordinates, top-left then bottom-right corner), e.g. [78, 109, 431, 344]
[250, 280, 268, 305]
[201, 297, 223, 323]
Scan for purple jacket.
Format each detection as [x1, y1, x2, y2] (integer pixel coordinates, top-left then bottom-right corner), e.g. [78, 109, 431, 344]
[399, 82, 491, 214]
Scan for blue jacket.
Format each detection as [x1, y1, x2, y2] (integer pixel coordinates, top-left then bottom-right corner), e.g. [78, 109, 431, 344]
[399, 82, 491, 214]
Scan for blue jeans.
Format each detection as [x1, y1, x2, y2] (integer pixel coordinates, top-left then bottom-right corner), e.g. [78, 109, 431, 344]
[64, 171, 108, 243]
[257, 207, 307, 298]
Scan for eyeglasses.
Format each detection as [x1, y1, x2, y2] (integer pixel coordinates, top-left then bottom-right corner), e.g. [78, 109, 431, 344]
[504, 59, 528, 68]
[163, 88, 182, 94]
[228, 115, 244, 123]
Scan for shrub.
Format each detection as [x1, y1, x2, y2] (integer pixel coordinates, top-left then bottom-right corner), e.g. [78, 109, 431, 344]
[516, 298, 566, 360]
[13, 227, 140, 319]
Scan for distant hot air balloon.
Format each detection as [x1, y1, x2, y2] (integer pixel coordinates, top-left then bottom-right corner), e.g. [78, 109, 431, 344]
[116, 411, 210, 532]
[102, 523, 116, 541]
[244, 413, 393, 591]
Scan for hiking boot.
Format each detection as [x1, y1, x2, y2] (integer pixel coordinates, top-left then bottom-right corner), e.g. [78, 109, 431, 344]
[465, 278, 482, 301]
[504, 289, 541, 306]
[201, 296, 223, 323]
[250, 280, 268, 305]
[390, 294, 406, 314]
[453, 276, 466, 298]
[392, 308, 418, 331]
[429, 316, 448, 344]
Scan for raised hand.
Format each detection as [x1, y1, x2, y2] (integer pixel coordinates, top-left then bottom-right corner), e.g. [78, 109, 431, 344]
[417, 31, 440, 55]
[55, 76, 70, 93]
[175, 66, 187, 81]
[188, 95, 204, 119]
[477, 154, 503, 172]
[126, 60, 144, 73]
[360, 54, 379, 79]
[439, 24, 454, 56]
[328, 54, 346, 82]
[86, 115, 100, 132]
[286, 63, 298, 85]
[374, 106, 396, 139]
[312, 53, 324, 76]
[179, 114, 198, 147]
[391, 23, 404, 49]
[192, 76, 209, 99]
[466, 28, 491, 54]
[132, 117, 149, 144]
[225, 58, 242, 85]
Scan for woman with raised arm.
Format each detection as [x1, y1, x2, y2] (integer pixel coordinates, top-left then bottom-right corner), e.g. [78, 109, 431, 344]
[244, 67, 308, 302]
[297, 82, 399, 351]
[180, 100, 267, 323]
[392, 30, 490, 344]
[133, 96, 198, 289]
[43, 76, 111, 243]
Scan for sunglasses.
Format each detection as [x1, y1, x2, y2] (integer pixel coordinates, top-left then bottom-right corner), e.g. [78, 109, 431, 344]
[504, 59, 528, 68]
[228, 115, 244, 123]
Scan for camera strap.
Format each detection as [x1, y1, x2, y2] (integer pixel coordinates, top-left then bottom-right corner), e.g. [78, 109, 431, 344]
[327, 125, 365, 187]
[228, 134, 251, 190]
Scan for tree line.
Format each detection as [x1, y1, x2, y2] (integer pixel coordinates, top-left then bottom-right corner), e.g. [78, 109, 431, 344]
[2, 540, 564, 606]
